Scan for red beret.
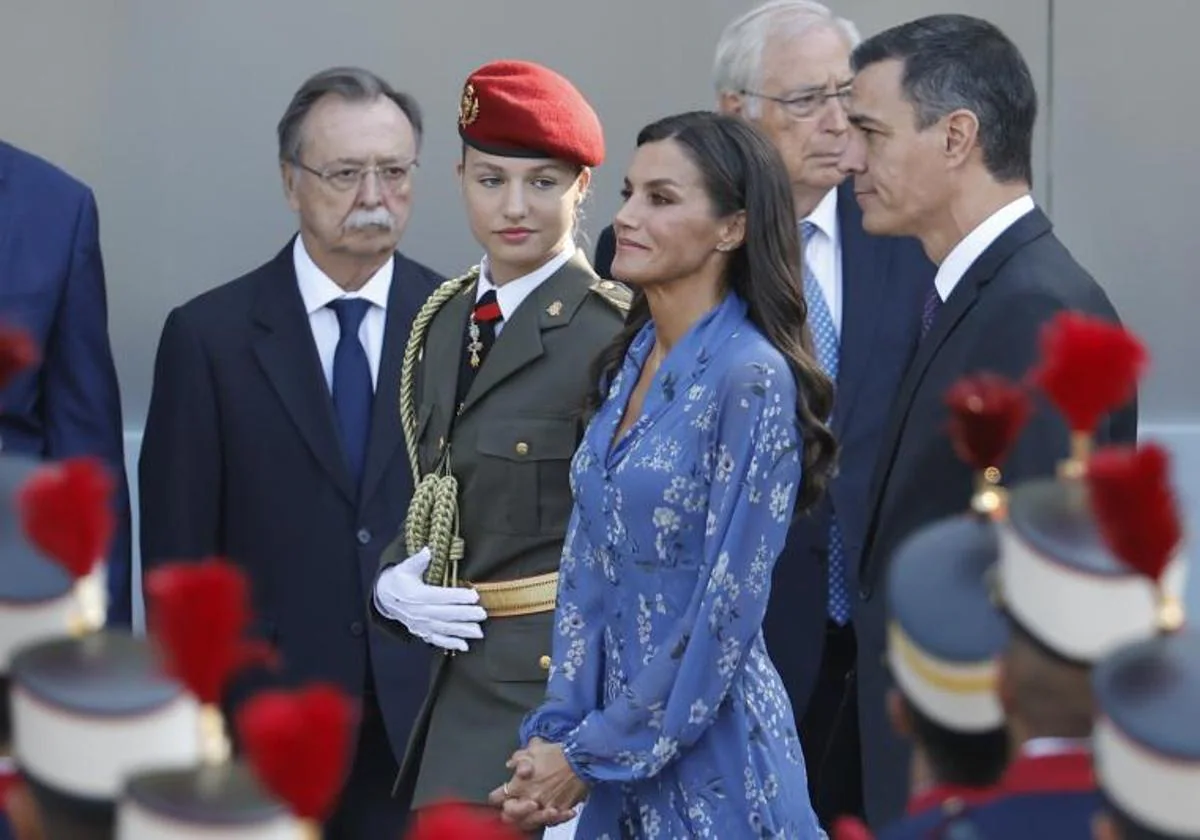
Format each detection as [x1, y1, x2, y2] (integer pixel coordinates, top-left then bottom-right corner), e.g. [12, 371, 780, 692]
[457, 60, 605, 168]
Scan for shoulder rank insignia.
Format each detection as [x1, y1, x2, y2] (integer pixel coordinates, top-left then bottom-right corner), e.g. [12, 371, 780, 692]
[589, 278, 633, 314]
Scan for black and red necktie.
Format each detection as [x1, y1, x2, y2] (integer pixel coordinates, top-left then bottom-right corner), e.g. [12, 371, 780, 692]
[456, 289, 504, 411]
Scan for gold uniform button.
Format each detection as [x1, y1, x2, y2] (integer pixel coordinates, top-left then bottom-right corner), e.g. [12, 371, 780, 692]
[515, 441, 530, 456]
[538, 655, 551, 670]
[600, 280, 615, 290]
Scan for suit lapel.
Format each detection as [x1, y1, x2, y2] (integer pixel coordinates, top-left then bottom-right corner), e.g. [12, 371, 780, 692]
[252, 242, 356, 505]
[859, 208, 1053, 578]
[457, 254, 592, 418]
[830, 183, 885, 435]
[360, 258, 424, 505]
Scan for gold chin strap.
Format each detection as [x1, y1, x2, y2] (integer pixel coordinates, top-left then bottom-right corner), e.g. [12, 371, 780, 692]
[398, 267, 479, 587]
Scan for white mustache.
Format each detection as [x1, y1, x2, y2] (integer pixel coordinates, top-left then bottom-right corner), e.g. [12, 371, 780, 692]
[344, 208, 396, 231]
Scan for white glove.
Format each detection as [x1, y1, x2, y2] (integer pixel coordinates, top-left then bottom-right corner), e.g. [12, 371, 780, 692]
[373, 547, 486, 652]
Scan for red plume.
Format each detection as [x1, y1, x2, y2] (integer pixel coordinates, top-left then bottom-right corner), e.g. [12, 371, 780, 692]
[144, 559, 276, 704]
[0, 325, 39, 390]
[831, 816, 875, 840]
[405, 801, 524, 840]
[16, 457, 115, 578]
[1031, 312, 1146, 433]
[945, 373, 1032, 470]
[236, 684, 357, 822]
[1085, 443, 1181, 582]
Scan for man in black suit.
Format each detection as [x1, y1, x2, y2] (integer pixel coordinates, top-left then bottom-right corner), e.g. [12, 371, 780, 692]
[841, 15, 1138, 826]
[597, 3, 935, 827]
[139, 67, 442, 839]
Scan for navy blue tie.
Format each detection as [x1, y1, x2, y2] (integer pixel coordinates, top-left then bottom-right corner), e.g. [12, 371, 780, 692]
[328, 299, 374, 490]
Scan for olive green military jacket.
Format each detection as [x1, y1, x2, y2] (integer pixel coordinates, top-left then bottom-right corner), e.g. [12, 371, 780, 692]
[372, 251, 629, 808]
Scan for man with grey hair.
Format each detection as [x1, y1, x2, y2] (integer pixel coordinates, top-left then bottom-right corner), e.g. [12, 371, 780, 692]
[140, 66, 444, 838]
[595, 2, 934, 829]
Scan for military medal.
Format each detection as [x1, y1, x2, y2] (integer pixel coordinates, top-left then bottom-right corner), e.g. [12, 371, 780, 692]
[467, 314, 484, 368]
[467, 293, 503, 368]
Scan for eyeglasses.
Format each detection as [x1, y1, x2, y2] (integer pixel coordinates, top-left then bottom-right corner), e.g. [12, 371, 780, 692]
[741, 83, 853, 120]
[291, 158, 418, 193]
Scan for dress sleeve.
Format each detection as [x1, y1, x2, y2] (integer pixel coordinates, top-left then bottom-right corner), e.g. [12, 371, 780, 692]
[519, 504, 607, 745]
[561, 361, 803, 784]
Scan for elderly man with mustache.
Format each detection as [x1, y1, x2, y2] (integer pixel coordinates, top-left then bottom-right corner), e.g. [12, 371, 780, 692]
[139, 66, 444, 839]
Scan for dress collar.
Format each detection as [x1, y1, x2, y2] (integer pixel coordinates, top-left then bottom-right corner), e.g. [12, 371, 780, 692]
[596, 292, 749, 466]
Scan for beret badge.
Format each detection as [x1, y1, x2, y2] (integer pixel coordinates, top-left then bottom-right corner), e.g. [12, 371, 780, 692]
[458, 82, 479, 129]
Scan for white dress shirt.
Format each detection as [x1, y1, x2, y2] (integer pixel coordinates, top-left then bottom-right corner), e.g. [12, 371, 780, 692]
[802, 187, 843, 336]
[933, 194, 1036, 302]
[293, 235, 393, 392]
[475, 242, 576, 335]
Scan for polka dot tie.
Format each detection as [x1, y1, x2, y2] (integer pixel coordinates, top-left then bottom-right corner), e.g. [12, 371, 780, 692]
[802, 222, 851, 625]
[921, 283, 942, 338]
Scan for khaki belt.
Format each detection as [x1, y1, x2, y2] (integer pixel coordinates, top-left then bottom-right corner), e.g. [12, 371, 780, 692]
[470, 572, 559, 618]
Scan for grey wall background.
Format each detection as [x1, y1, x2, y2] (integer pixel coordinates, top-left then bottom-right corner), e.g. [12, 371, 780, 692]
[3, 0, 1198, 625]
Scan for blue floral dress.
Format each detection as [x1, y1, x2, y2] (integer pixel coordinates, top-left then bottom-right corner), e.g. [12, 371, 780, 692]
[520, 292, 825, 838]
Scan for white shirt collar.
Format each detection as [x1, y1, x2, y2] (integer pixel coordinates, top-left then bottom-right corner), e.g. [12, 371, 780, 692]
[293, 234, 393, 315]
[933, 194, 1035, 302]
[803, 187, 839, 243]
[477, 241, 576, 320]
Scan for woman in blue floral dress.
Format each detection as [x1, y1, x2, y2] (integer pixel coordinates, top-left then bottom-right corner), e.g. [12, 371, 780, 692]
[494, 111, 837, 838]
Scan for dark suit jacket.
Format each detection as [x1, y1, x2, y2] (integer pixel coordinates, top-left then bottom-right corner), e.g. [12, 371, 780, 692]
[371, 253, 626, 807]
[0, 141, 132, 626]
[764, 183, 933, 721]
[854, 207, 1138, 826]
[138, 241, 443, 786]
[593, 225, 616, 279]
[596, 183, 934, 720]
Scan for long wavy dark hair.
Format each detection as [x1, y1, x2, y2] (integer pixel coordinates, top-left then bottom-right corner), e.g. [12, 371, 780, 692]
[588, 111, 837, 512]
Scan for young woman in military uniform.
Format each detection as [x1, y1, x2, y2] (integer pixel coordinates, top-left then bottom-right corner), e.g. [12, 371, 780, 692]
[370, 59, 629, 817]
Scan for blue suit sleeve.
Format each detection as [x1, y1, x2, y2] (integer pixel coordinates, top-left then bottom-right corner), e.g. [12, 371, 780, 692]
[560, 368, 803, 784]
[41, 191, 132, 626]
